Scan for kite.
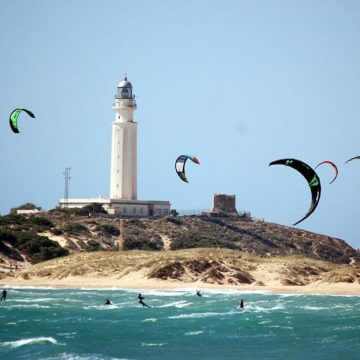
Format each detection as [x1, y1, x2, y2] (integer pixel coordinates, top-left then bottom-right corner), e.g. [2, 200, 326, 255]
[9, 108, 35, 133]
[345, 156, 360, 164]
[175, 155, 200, 183]
[315, 161, 338, 184]
[269, 158, 321, 226]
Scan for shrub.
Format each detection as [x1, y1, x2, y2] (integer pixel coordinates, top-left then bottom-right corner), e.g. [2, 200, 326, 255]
[13, 232, 68, 264]
[50, 228, 63, 236]
[28, 216, 54, 232]
[30, 245, 69, 264]
[0, 214, 27, 226]
[123, 235, 163, 250]
[95, 224, 120, 236]
[62, 223, 89, 236]
[164, 216, 183, 225]
[0, 240, 23, 261]
[86, 240, 102, 251]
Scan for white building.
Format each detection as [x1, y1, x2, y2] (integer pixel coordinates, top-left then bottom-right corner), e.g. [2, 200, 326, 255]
[59, 77, 170, 217]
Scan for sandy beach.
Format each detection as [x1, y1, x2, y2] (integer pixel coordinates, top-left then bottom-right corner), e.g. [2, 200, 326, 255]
[2, 276, 360, 295]
[2, 248, 360, 295]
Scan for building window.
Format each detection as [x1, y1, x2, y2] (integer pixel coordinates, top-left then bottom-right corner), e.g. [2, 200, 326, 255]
[140, 208, 143, 214]
[133, 208, 136, 214]
[123, 207, 127, 214]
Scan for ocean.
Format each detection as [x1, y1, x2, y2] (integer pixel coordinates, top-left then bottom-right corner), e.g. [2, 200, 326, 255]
[0, 287, 359, 359]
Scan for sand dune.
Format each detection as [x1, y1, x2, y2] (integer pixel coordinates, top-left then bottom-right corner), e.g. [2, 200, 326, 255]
[1, 249, 360, 295]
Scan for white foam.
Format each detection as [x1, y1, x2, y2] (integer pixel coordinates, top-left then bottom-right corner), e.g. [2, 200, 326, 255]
[244, 304, 285, 312]
[169, 312, 225, 319]
[7, 304, 50, 309]
[302, 305, 327, 311]
[141, 343, 166, 347]
[158, 300, 192, 308]
[185, 331, 203, 336]
[0, 337, 58, 348]
[2, 285, 56, 290]
[82, 304, 120, 310]
[12, 298, 54, 303]
[141, 318, 158, 322]
[124, 289, 190, 297]
[40, 353, 129, 360]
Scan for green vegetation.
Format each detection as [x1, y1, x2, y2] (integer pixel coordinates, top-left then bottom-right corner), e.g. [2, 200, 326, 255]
[95, 224, 120, 236]
[49, 203, 107, 217]
[86, 240, 102, 251]
[62, 223, 89, 236]
[50, 228, 63, 236]
[123, 235, 163, 250]
[0, 230, 68, 264]
[0, 214, 27, 226]
[164, 216, 183, 225]
[169, 209, 179, 216]
[0, 214, 54, 232]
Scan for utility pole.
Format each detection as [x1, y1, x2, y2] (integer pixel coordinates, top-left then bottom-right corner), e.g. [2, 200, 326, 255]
[63, 167, 71, 207]
[118, 219, 125, 250]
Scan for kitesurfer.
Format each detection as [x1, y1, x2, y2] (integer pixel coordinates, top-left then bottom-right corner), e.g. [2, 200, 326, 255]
[196, 290, 202, 297]
[105, 299, 112, 306]
[239, 299, 244, 308]
[138, 293, 151, 308]
[1, 289, 7, 301]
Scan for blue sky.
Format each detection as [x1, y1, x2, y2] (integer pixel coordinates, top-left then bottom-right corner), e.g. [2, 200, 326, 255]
[1, 0, 360, 247]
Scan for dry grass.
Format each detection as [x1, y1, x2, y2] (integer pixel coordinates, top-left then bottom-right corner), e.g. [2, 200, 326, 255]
[10, 248, 360, 287]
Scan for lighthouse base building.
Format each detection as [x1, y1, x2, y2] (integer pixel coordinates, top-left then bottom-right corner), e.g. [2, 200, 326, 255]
[59, 77, 170, 217]
[58, 197, 170, 217]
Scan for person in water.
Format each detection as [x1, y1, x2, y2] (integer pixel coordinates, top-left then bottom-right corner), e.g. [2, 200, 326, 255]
[240, 299, 244, 308]
[105, 299, 112, 306]
[138, 293, 151, 308]
[1, 289, 7, 301]
[196, 290, 202, 297]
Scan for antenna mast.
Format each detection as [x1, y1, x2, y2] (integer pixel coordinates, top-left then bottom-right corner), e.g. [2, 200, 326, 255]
[63, 167, 71, 207]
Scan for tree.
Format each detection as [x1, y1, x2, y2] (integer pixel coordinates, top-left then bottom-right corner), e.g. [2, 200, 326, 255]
[169, 209, 179, 217]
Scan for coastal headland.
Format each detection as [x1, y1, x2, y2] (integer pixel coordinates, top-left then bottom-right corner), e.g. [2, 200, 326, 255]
[1, 211, 360, 295]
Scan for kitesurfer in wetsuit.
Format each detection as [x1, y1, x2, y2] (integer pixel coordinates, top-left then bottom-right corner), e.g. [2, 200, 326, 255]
[138, 293, 151, 308]
[196, 290, 202, 297]
[240, 299, 244, 308]
[105, 299, 112, 306]
[1, 289, 7, 301]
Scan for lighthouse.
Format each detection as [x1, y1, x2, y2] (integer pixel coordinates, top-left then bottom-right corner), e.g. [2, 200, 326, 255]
[110, 77, 137, 200]
[58, 75, 170, 217]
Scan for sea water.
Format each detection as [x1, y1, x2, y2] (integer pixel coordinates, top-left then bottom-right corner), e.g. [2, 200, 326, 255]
[0, 287, 359, 359]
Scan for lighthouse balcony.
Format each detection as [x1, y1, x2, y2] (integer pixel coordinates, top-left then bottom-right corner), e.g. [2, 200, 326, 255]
[113, 99, 137, 109]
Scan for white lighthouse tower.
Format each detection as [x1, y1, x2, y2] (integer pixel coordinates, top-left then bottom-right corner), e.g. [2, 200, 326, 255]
[59, 75, 170, 217]
[110, 77, 137, 200]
